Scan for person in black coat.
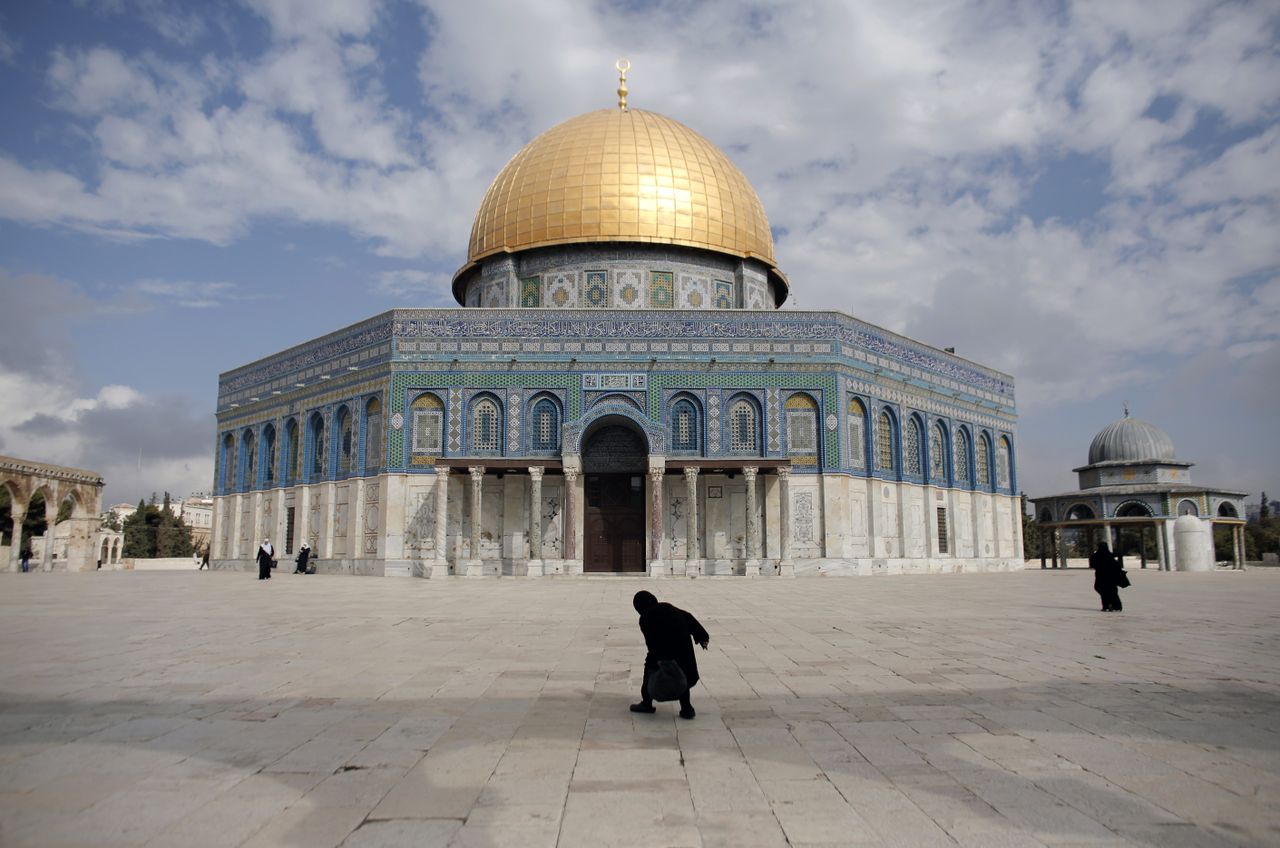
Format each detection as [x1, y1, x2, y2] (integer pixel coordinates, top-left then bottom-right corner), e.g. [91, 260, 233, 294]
[294, 542, 311, 574]
[1089, 541, 1123, 611]
[629, 590, 709, 719]
[256, 539, 274, 580]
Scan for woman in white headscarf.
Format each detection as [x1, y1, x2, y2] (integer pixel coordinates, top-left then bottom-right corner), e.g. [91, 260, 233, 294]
[257, 538, 274, 580]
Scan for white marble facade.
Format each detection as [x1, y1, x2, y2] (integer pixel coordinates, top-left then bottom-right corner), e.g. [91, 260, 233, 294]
[211, 469, 1023, 577]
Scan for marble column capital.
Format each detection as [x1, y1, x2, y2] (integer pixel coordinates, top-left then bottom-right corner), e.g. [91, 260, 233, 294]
[468, 465, 485, 482]
[527, 466, 544, 482]
[682, 466, 699, 482]
[742, 466, 758, 482]
[563, 467, 580, 484]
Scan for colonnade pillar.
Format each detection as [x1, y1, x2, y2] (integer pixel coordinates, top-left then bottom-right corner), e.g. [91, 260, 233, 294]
[527, 467, 544, 577]
[7, 506, 25, 572]
[743, 467, 761, 576]
[1233, 525, 1245, 570]
[1155, 519, 1169, 571]
[648, 463, 666, 577]
[683, 467, 700, 576]
[465, 466, 485, 577]
[429, 467, 450, 578]
[777, 466, 794, 577]
[563, 467, 581, 574]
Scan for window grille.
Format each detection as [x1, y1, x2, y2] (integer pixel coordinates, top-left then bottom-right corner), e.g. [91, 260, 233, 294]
[672, 400, 697, 452]
[996, 437, 1011, 489]
[905, 419, 921, 475]
[937, 507, 949, 554]
[877, 411, 894, 471]
[784, 394, 817, 455]
[954, 430, 969, 484]
[729, 400, 758, 453]
[472, 398, 500, 452]
[311, 418, 326, 478]
[243, 433, 256, 490]
[413, 411, 442, 453]
[977, 435, 990, 486]
[365, 411, 383, 471]
[929, 423, 945, 482]
[337, 409, 354, 474]
[264, 428, 276, 486]
[847, 399, 866, 470]
[286, 421, 299, 483]
[532, 399, 559, 452]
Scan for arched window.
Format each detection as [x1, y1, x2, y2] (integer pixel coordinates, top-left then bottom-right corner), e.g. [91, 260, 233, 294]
[364, 397, 383, 472]
[904, 418, 922, 476]
[929, 422, 946, 483]
[997, 436, 1012, 490]
[309, 412, 327, 479]
[728, 397, 759, 453]
[1066, 503, 1094, 520]
[471, 396, 500, 453]
[847, 398, 867, 470]
[976, 434, 991, 488]
[336, 406, 354, 476]
[220, 433, 234, 492]
[1177, 499, 1199, 517]
[671, 398, 699, 453]
[241, 429, 256, 491]
[1218, 502, 1238, 518]
[262, 424, 276, 487]
[531, 398, 560, 453]
[876, 410, 895, 472]
[411, 393, 444, 455]
[285, 419, 300, 484]
[784, 393, 818, 457]
[954, 428, 970, 485]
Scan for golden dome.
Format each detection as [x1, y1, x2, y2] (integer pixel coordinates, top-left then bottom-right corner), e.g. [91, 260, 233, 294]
[455, 108, 786, 299]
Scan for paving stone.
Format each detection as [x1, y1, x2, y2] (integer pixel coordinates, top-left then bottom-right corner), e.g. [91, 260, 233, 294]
[1, 570, 1279, 847]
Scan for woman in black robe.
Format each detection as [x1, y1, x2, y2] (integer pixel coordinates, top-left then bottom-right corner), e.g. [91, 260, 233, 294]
[629, 590, 710, 719]
[1089, 541, 1123, 611]
[294, 543, 311, 574]
[256, 539, 274, 580]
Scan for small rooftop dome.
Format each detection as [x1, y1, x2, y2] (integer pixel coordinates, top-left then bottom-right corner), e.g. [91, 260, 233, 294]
[1087, 414, 1176, 465]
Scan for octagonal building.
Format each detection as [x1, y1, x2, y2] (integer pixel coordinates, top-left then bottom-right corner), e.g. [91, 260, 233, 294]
[210, 93, 1022, 577]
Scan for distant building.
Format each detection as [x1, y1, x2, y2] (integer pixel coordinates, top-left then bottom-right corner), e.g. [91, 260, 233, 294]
[0, 455, 104, 572]
[179, 494, 214, 550]
[1031, 414, 1246, 570]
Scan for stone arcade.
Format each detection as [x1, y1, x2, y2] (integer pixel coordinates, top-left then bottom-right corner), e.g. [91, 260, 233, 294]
[210, 82, 1023, 577]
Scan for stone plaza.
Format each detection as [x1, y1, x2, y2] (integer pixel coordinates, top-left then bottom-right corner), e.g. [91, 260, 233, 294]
[2, 569, 1278, 847]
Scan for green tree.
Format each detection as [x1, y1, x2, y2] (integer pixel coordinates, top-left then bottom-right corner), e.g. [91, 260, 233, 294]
[1261, 492, 1270, 520]
[123, 500, 195, 558]
[101, 513, 121, 532]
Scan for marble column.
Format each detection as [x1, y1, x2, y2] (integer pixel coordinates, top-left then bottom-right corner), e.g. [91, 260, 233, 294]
[563, 467, 580, 573]
[1155, 519, 1169, 571]
[1233, 525, 1244, 569]
[297, 485, 312, 553]
[648, 466, 666, 577]
[1102, 521, 1114, 550]
[683, 467, 700, 576]
[322, 482, 336, 560]
[7, 506, 24, 572]
[428, 467, 450, 578]
[229, 493, 243, 561]
[777, 466, 795, 577]
[743, 466, 761, 577]
[527, 467, 544, 577]
[39, 493, 55, 572]
[465, 466, 485, 577]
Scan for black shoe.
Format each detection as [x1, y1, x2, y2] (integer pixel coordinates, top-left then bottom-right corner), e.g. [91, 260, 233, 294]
[679, 707, 696, 720]
[629, 702, 656, 714]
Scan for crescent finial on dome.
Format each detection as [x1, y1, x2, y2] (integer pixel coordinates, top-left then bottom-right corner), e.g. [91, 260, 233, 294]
[615, 58, 630, 111]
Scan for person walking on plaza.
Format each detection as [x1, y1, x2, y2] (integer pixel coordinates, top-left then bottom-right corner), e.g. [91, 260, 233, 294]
[199, 546, 209, 570]
[19, 546, 31, 573]
[294, 542, 311, 574]
[629, 590, 710, 720]
[1089, 541, 1125, 612]
[256, 538, 274, 580]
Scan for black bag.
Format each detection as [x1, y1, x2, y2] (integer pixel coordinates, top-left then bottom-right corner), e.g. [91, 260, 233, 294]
[647, 660, 688, 702]
[1117, 570, 1131, 589]
[306, 565, 316, 575]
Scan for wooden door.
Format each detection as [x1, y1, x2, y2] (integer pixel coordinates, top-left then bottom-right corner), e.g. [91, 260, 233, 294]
[584, 474, 646, 572]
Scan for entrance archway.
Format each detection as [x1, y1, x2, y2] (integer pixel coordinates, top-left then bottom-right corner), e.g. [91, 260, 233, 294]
[581, 420, 648, 573]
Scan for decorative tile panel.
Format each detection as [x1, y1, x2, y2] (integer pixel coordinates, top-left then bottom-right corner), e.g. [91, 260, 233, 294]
[714, 280, 734, 310]
[447, 388, 463, 453]
[767, 388, 781, 452]
[507, 390, 523, 453]
[678, 274, 708, 309]
[546, 272, 576, 307]
[707, 393, 721, 453]
[613, 270, 644, 308]
[584, 270, 608, 307]
[520, 276, 541, 308]
[650, 271, 674, 309]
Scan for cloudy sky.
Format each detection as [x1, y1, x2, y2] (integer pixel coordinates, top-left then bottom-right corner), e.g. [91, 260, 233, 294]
[1, 0, 1277, 509]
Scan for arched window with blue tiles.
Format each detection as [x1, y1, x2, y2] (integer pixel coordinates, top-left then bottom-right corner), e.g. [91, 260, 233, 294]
[284, 419, 300, 485]
[240, 428, 256, 491]
[530, 397, 560, 453]
[309, 412, 326, 480]
[954, 427, 970, 487]
[976, 432, 992, 489]
[876, 410, 896, 473]
[997, 436, 1012, 490]
[262, 423, 277, 488]
[336, 405, 354, 477]
[670, 397, 699, 453]
[728, 395, 760, 454]
[411, 393, 444, 456]
[471, 395, 501, 454]
[904, 417, 922, 476]
[929, 421, 946, 484]
[847, 398, 867, 470]
[364, 397, 383, 472]
[219, 433, 234, 493]
[784, 393, 818, 459]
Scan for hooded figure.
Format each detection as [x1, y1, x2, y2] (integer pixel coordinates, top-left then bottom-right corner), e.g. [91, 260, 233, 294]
[257, 539, 274, 580]
[294, 542, 311, 574]
[630, 590, 710, 719]
[1089, 541, 1123, 611]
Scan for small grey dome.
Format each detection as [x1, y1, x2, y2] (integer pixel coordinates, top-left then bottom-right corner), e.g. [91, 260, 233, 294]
[1087, 416, 1176, 464]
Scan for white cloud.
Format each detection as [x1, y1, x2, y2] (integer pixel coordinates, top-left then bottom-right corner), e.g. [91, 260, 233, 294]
[373, 269, 451, 299]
